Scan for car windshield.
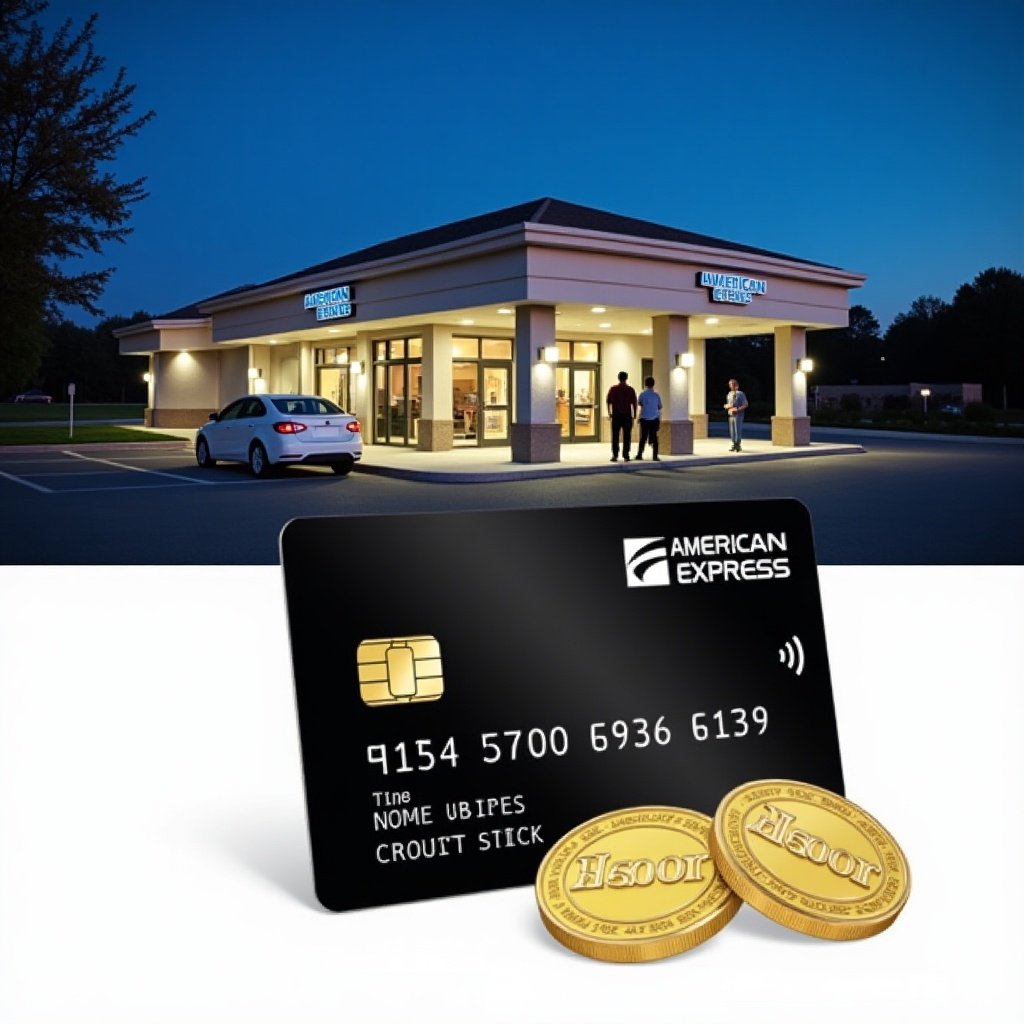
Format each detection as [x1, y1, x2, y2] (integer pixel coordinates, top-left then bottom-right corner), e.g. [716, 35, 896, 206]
[271, 397, 343, 416]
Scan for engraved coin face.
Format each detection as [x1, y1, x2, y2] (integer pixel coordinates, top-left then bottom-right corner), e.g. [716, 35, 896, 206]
[710, 780, 911, 940]
[535, 806, 741, 962]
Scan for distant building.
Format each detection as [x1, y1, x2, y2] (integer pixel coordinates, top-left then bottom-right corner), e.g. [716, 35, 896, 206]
[811, 383, 983, 411]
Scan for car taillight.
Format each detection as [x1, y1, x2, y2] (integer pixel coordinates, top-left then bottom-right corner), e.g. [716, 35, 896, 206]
[346, 421, 361, 433]
[273, 421, 307, 434]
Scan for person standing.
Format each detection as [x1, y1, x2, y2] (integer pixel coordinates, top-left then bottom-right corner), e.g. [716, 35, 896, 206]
[724, 378, 748, 452]
[635, 376, 662, 461]
[606, 370, 638, 462]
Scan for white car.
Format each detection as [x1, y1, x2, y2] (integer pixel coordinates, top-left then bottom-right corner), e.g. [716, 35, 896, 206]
[196, 394, 362, 477]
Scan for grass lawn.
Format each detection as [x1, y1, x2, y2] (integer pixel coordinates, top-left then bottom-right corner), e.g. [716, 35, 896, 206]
[0, 402, 145, 422]
[0, 425, 182, 445]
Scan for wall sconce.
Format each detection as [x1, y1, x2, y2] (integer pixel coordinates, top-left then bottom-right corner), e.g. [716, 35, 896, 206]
[247, 367, 262, 380]
[675, 352, 695, 369]
[142, 372, 152, 383]
[538, 345, 559, 364]
[796, 357, 814, 373]
[350, 361, 363, 375]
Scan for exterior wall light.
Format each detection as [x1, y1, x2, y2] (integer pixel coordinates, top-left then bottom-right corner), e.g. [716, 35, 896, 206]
[538, 345, 559, 363]
[350, 361, 363, 375]
[676, 352, 695, 369]
[248, 367, 261, 380]
[796, 357, 814, 373]
[142, 372, 152, 383]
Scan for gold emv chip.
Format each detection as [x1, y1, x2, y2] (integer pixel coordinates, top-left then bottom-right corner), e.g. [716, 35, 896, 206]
[357, 636, 444, 706]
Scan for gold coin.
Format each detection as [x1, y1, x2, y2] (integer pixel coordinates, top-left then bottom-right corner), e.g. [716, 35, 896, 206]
[710, 779, 911, 940]
[535, 806, 741, 962]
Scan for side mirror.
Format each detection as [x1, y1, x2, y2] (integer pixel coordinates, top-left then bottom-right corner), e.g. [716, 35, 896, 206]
[208, 412, 219, 422]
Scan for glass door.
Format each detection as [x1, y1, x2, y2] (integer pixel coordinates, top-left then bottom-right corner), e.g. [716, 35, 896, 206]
[572, 368, 598, 439]
[374, 363, 421, 445]
[453, 362, 478, 444]
[555, 366, 599, 440]
[318, 366, 350, 411]
[481, 364, 510, 444]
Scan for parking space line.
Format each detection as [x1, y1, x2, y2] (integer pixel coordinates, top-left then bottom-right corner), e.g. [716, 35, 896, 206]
[62, 450, 217, 485]
[36, 476, 323, 494]
[37, 481, 229, 494]
[0, 469, 53, 494]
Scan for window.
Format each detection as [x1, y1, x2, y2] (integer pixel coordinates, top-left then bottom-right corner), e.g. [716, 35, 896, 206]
[240, 398, 267, 417]
[272, 397, 342, 416]
[218, 399, 246, 421]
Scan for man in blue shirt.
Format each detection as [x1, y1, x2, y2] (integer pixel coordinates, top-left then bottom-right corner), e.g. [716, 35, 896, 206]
[724, 378, 748, 452]
[636, 376, 662, 461]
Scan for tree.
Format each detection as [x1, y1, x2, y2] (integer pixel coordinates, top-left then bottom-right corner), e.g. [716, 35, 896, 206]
[37, 310, 153, 401]
[949, 268, 1024, 408]
[808, 304, 883, 384]
[0, 0, 154, 395]
[882, 295, 953, 384]
[704, 333, 773, 411]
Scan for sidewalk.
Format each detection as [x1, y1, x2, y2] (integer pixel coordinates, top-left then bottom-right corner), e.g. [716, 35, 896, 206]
[352, 436, 864, 483]
[0, 426, 863, 482]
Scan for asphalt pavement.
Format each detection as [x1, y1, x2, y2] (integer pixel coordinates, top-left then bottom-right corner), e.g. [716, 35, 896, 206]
[0, 424, 1021, 564]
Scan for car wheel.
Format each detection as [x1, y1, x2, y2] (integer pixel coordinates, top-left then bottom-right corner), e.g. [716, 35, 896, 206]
[331, 457, 354, 476]
[195, 436, 216, 468]
[249, 441, 271, 478]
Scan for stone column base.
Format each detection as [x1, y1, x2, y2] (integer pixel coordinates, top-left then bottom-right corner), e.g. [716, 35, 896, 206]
[417, 419, 453, 451]
[771, 416, 811, 446]
[663, 419, 694, 455]
[144, 407, 154, 427]
[511, 423, 561, 463]
[690, 413, 709, 440]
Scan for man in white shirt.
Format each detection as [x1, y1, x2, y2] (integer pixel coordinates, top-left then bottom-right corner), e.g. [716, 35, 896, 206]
[724, 378, 748, 452]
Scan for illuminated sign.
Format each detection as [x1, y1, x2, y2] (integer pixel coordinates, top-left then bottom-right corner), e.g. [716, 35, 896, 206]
[697, 271, 767, 306]
[304, 285, 354, 321]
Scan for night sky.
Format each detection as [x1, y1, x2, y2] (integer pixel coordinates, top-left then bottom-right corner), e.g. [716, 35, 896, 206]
[49, 0, 1023, 329]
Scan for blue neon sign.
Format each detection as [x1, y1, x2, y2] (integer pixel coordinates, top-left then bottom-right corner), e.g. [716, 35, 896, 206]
[304, 285, 354, 321]
[697, 271, 767, 306]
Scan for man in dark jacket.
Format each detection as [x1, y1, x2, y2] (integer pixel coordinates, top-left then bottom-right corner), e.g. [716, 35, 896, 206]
[606, 371, 638, 462]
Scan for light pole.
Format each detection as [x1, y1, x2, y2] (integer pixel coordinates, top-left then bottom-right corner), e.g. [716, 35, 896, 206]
[920, 387, 931, 415]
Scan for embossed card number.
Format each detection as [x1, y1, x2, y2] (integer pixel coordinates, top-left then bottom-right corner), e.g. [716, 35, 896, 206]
[281, 500, 844, 912]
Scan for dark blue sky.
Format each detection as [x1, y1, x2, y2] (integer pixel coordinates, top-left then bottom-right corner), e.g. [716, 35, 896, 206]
[52, 0, 1023, 330]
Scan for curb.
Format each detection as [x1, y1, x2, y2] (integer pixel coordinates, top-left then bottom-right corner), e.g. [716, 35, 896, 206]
[353, 443, 866, 484]
[808, 426, 1024, 446]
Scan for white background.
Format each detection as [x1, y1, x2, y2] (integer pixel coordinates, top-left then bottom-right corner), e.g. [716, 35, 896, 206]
[1, 566, 1021, 1022]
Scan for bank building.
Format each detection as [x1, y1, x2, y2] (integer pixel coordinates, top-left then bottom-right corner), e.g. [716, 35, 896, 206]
[115, 198, 865, 462]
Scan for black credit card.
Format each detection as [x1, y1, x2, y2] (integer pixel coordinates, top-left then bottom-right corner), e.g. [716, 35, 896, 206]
[281, 500, 844, 912]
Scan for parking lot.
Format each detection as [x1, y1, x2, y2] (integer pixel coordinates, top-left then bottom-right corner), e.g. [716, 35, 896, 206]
[1, 429, 1023, 564]
[0, 445, 337, 495]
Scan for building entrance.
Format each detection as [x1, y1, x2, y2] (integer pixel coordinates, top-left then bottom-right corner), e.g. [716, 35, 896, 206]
[451, 337, 513, 446]
[453, 361, 511, 445]
[555, 365, 599, 441]
[318, 365, 351, 411]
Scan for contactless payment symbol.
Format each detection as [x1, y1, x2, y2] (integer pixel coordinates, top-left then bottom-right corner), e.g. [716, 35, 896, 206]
[623, 537, 671, 588]
[357, 636, 444, 706]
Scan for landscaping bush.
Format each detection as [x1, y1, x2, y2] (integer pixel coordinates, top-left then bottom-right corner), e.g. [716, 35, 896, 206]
[964, 401, 996, 422]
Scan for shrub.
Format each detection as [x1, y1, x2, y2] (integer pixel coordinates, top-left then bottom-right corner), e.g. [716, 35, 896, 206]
[964, 401, 996, 422]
